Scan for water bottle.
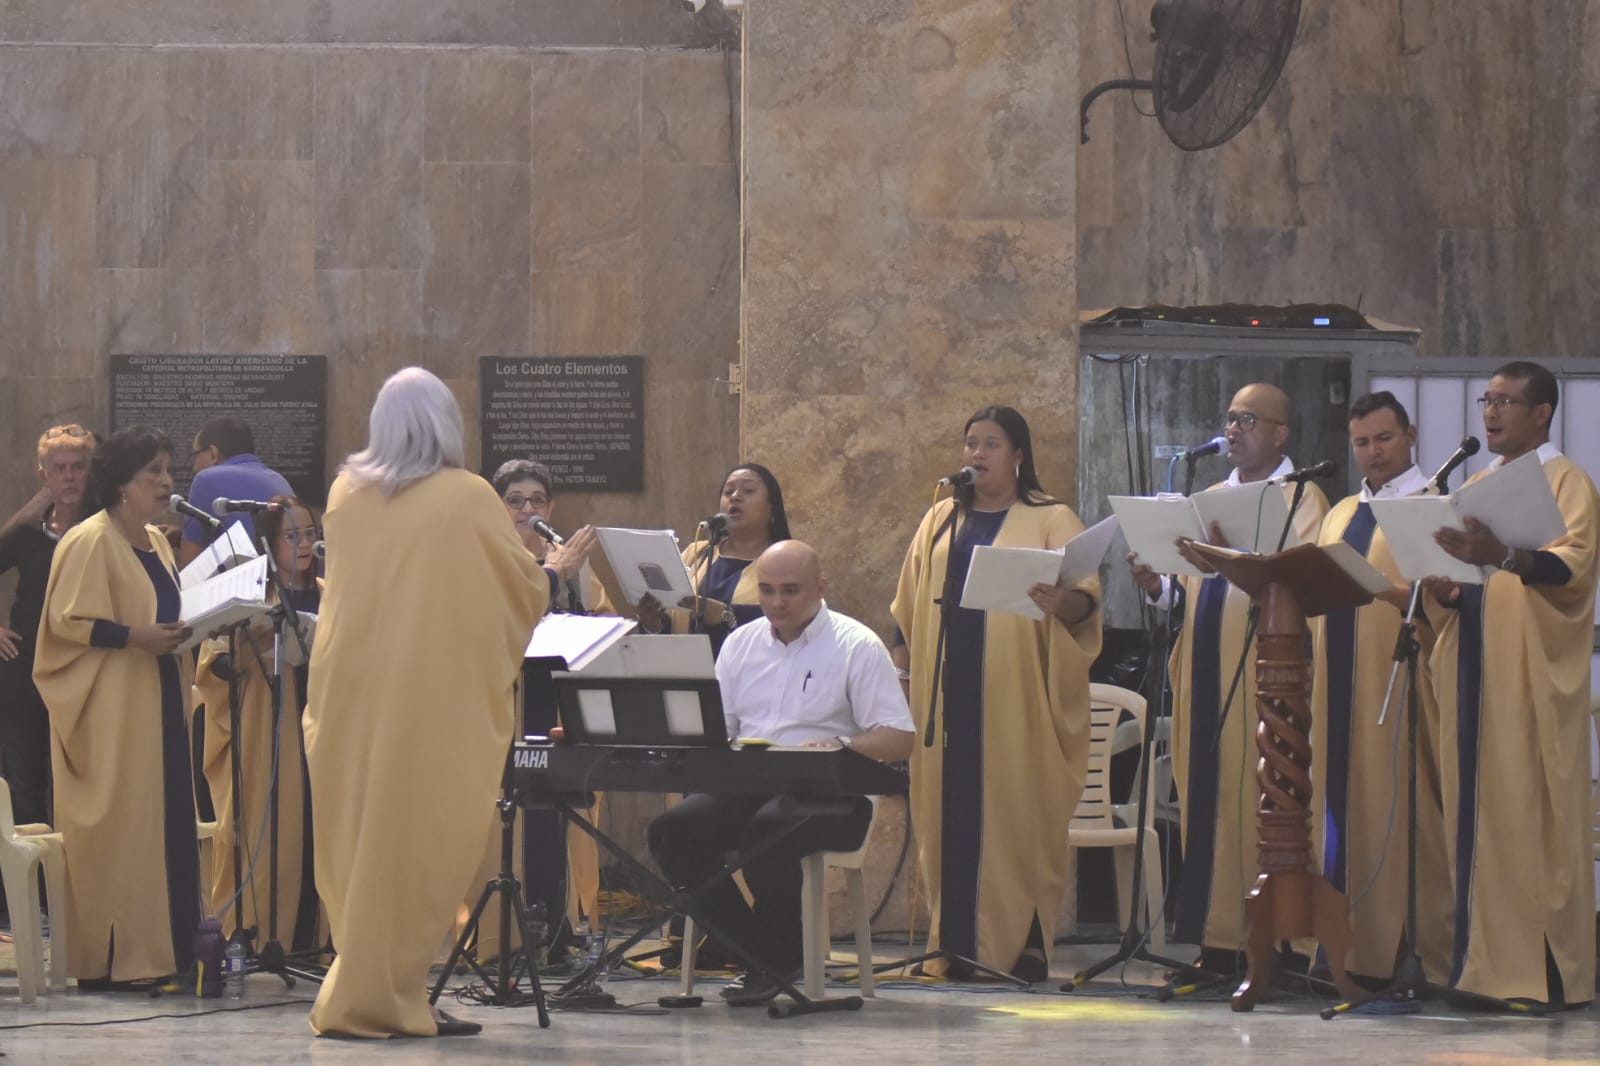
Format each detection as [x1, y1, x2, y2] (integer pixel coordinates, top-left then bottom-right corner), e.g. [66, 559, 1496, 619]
[225, 936, 248, 1000]
[577, 920, 607, 989]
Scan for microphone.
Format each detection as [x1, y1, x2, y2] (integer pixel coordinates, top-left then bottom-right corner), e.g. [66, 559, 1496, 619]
[212, 497, 285, 516]
[311, 540, 327, 560]
[171, 494, 222, 532]
[700, 512, 730, 541]
[530, 516, 565, 546]
[1181, 436, 1227, 460]
[938, 466, 977, 488]
[1429, 435, 1481, 491]
[1268, 459, 1338, 485]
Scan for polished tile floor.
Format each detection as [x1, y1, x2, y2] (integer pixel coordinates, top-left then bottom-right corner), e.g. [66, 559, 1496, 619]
[2, 940, 1595, 1064]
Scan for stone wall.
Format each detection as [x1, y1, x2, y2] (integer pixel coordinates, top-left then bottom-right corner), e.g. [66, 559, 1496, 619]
[0, 0, 741, 565]
[741, 0, 1082, 638]
[1077, 0, 1600, 358]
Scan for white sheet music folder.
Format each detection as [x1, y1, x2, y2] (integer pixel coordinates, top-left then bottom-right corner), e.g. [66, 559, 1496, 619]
[1109, 495, 1206, 577]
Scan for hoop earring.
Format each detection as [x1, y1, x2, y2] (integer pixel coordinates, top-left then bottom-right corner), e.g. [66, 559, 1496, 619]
[1014, 462, 1021, 480]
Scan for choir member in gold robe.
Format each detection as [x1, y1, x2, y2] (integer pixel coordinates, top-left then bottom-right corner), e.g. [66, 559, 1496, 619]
[302, 368, 594, 1038]
[33, 427, 199, 986]
[194, 496, 323, 952]
[891, 405, 1101, 981]
[1309, 392, 1449, 981]
[636, 463, 791, 655]
[1425, 362, 1598, 1007]
[460, 459, 610, 961]
[1129, 384, 1328, 965]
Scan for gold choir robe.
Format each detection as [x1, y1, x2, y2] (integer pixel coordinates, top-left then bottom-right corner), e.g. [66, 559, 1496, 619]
[891, 498, 1101, 972]
[32, 512, 198, 980]
[1310, 488, 1449, 980]
[194, 585, 321, 949]
[1424, 452, 1599, 1005]
[303, 469, 548, 1037]
[1167, 477, 1328, 952]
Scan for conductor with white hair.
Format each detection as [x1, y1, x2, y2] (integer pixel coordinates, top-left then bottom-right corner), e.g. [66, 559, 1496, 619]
[302, 367, 595, 1039]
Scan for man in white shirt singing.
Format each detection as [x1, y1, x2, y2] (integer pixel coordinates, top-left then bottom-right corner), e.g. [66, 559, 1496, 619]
[647, 540, 915, 1005]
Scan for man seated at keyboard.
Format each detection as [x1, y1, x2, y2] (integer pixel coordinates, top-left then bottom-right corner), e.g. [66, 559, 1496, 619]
[647, 539, 915, 1005]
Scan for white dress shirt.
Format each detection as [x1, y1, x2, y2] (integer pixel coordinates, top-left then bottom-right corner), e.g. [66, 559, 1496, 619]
[1359, 463, 1429, 501]
[1487, 441, 1562, 471]
[714, 602, 914, 746]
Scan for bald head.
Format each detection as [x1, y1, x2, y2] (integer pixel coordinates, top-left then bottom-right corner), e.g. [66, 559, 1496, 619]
[756, 540, 829, 643]
[1225, 382, 1292, 481]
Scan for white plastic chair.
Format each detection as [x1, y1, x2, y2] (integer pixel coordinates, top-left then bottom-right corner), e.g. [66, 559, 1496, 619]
[1068, 684, 1165, 949]
[0, 777, 68, 1004]
[678, 796, 881, 1001]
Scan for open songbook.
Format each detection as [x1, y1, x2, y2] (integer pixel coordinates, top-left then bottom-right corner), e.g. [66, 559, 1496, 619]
[1109, 480, 1296, 577]
[1370, 451, 1567, 585]
[959, 515, 1122, 619]
[178, 521, 258, 590]
[593, 527, 693, 607]
[178, 554, 270, 652]
[525, 612, 637, 672]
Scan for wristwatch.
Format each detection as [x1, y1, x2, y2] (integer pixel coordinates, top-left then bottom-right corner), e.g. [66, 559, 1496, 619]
[1497, 545, 1517, 572]
[720, 603, 737, 627]
[835, 735, 852, 750]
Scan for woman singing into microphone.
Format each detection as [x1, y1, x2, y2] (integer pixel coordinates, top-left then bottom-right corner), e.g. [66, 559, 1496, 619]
[635, 463, 791, 657]
[890, 405, 1101, 983]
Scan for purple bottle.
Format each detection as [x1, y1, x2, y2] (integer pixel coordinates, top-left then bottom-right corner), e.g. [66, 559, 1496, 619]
[193, 917, 225, 998]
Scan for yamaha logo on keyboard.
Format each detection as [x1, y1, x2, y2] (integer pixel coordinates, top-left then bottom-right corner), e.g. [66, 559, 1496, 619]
[514, 747, 549, 770]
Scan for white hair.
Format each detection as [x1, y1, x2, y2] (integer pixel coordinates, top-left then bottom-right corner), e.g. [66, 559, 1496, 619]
[340, 367, 466, 496]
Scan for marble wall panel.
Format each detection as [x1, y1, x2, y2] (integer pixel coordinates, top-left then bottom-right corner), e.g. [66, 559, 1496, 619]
[744, 0, 912, 112]
[421, 162, 532, 377]
[643, 50, 738, 166]
[531, 269, 642, 357]
[317, 269, 427, 466]
[1329, 93, 1439, 345]
[424, 53, 531, 163]
[640, 162, 739, 383]
[90, 49, 208, 269]
[1437, 229, 1546, 357]
[0, 46, 97, 157]
[0, 157, 98, 372]
[313, 51, 426, 270]
[530, 51, 641, 273]
[203, 160, 317, 353]
[0, 1, 317, 44]
[907, 0, 1075, 221]
[97, 267, 207, 356]
[204, 51, 314, 161]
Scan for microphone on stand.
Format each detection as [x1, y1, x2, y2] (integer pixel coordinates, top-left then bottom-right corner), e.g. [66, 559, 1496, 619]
[698, 512, 731, 544]
[1428, 435, 1481, 493]
[1267, 459, 1338, 486]
[212, 497, 285, 516]
[171, 494, 222, 533]
[938, 466, 977, 488]
[311, 541, 327, 560]
[1181, 436, 1227, 460]
[530, 516, 565, 546]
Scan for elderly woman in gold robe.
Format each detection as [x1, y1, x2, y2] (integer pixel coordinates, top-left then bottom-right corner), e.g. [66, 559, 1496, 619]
[303, 368, 593, 1038]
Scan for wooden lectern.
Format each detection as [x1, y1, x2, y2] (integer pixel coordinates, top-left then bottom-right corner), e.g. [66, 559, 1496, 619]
[1189, 541, 1372, 1011]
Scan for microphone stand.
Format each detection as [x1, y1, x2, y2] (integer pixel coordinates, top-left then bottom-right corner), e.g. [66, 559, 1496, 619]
[247, 525, 324, 986]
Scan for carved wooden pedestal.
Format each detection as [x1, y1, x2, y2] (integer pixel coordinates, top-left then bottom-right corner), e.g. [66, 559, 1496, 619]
[1190, 543, 1371, 1012]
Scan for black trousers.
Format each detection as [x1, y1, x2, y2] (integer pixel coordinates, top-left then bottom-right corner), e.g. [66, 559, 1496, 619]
[647, 793, 872, 976]
[0, 653, 53, 827]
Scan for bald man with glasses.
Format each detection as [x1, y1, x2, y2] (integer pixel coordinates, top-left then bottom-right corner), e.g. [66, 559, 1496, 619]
[1126, 383, 1330, 970]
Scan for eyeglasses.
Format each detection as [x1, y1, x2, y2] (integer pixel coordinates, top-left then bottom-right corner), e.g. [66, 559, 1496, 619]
[279, 527, 318, 544]
[1476, 395, 1528, 410]
[503, 494, 550, 510]
[1224, 411, 1282, 431]
[44, 425, 91, 439]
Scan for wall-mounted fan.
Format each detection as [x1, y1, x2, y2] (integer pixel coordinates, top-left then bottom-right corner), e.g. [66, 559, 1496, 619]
[1081, 0, 1302, 150]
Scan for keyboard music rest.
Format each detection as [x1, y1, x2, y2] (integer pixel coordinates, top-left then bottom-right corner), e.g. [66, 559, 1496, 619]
[509, 743, 908, 800]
